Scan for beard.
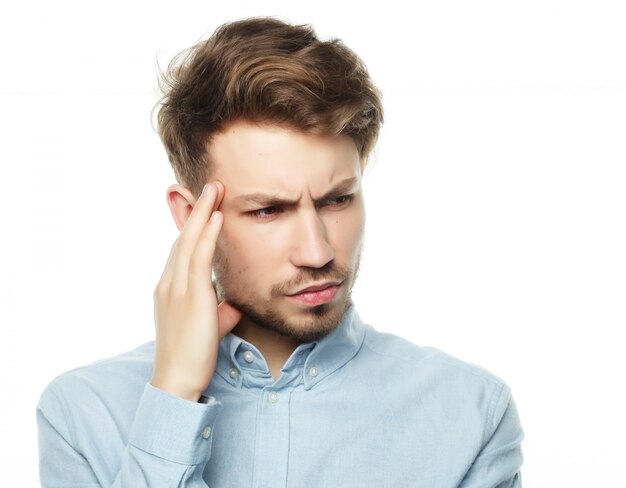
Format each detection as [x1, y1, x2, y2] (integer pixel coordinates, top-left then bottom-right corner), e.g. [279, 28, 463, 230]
[213, 247, 362, 343]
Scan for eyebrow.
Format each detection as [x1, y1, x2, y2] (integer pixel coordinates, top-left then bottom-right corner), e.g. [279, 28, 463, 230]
[234, 176, 359, 208]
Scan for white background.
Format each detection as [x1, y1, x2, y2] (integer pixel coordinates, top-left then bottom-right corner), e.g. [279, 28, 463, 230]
[1, 0, 625, 486]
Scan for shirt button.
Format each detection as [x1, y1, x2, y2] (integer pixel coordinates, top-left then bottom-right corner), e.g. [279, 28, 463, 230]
[268, 391, 278, 404]
[201, 426, 212, 439]
[243, 350, 254, 363]
[229, 367, 239, 379]
[309, 366, 319, 377]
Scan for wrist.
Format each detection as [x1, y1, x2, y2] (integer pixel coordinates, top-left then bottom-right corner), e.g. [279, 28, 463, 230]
[150, 376, 204, 402]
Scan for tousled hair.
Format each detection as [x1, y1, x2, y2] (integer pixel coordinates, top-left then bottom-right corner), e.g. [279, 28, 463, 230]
[156, 17, 384, 197]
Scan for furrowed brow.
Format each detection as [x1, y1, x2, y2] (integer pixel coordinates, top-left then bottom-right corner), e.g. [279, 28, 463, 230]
[235, 176, 359, 208]
[235, 193, 297, 208]
[314, 177, 359, 204]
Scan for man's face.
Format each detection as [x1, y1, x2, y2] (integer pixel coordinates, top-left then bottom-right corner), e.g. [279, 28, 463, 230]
[208, 120, 365, 342]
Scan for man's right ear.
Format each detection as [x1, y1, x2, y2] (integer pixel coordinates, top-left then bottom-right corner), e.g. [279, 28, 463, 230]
[166, 184, 198, 232]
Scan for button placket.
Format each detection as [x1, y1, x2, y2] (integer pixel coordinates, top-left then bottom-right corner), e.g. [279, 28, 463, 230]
[252, 388, 291, 487]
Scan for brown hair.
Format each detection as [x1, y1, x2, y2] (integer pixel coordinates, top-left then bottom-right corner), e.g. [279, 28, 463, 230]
[156, 17, 384, 197]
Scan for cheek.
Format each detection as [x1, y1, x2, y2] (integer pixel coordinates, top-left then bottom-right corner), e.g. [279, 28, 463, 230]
[327, 205, 365, 255]
[215, 221, 246, 270]
[217, 218, 280, 274]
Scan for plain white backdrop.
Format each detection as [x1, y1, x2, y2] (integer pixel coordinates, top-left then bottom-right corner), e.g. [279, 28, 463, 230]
[1, 0, 625, 485]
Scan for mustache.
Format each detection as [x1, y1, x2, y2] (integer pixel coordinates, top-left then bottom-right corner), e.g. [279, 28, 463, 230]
[271, 262, 351, 296]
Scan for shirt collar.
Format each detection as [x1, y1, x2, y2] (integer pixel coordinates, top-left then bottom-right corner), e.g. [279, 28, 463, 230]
[214, 303, 365, 390]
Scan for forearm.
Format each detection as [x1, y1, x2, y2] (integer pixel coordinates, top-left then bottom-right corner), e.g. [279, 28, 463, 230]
[37, 383, 218, 488]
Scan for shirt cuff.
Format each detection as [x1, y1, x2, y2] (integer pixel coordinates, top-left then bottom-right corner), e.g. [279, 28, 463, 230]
[128, 382, 221, 465]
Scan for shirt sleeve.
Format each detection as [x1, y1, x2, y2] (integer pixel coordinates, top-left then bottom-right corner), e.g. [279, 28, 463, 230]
[37, 382, 219, 488]
[458, 384, 525, 488]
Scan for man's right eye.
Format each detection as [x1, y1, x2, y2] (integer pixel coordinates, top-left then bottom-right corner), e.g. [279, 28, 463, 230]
[249, 207, 281, 220]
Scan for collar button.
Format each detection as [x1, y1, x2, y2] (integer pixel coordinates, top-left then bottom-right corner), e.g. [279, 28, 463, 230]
[268, 391, 279, 404]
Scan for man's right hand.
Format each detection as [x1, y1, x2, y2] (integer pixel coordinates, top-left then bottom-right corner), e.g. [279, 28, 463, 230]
[150, 181, 242, 402]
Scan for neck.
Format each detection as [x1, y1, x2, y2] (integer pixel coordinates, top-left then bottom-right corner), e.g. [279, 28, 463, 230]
[232, 317, 301, 380]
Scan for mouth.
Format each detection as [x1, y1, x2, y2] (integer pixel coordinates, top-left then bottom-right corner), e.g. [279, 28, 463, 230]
[286, 281, 342, 306]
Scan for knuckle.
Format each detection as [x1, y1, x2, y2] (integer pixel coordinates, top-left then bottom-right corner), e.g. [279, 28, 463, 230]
[154, 282, 166, 298]
[154, 281, 174, 300]
[169, 281, 188, 297]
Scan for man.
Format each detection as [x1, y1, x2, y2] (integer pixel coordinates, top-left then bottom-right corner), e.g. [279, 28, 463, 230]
[37, 17, 523, 487]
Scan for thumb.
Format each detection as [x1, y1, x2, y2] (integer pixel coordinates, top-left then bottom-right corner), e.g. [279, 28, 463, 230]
[217, 301, 242, 339]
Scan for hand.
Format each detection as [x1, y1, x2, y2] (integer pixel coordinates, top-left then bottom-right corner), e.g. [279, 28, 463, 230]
[150, 181, 242, 402]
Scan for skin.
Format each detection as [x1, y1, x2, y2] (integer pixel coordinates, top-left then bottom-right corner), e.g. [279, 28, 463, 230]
[151, 120, 365, 401]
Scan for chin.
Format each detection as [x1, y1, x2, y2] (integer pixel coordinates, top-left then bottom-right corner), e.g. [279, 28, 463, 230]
[235, 293, 351, 343]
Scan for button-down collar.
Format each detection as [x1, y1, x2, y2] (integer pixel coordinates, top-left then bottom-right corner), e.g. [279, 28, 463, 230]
[214, 303, 364, 390]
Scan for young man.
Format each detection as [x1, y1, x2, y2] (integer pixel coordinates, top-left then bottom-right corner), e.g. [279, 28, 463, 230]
[37, 17, 523, 487]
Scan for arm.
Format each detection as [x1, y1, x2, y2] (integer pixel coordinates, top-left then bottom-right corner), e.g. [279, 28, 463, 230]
[37, 182, 240, 487]
[458, 386, 524, 488]
[151, 181, 241, 402]
[37, 383, 217, 488]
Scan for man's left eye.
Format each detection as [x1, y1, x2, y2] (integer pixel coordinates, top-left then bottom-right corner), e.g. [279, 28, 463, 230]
[327, 194, 354, 206]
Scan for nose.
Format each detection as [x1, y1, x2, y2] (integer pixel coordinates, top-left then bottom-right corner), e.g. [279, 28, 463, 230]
[289, 209, 334, 269]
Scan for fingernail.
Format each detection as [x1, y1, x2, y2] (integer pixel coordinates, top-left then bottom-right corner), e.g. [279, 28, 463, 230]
[202, 183, 213, 197]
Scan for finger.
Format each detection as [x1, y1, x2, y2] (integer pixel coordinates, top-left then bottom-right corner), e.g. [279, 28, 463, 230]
[184, 180, 226, 289]
[188, 209, 224, 290]
[159, 180, 226, 292]
[170, 183, 221, 291]
[217, 301, 242, 339]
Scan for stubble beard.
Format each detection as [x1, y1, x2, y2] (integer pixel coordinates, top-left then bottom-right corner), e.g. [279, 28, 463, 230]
[213, 248, 362, 343]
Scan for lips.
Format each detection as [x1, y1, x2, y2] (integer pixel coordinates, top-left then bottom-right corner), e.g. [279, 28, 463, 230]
[289, 281, 341, 295]
[285, 281, 343, 306]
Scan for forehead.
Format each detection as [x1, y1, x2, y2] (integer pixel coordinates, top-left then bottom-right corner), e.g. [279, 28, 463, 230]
[206, 121, 362, 197]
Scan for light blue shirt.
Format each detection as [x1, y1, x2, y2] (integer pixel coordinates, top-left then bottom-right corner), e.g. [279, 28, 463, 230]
[37, 305, 523, 487]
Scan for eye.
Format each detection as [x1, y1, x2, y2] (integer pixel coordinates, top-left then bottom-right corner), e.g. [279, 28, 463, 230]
[325, 194, 354, 207]
[249, 206, 282, 220]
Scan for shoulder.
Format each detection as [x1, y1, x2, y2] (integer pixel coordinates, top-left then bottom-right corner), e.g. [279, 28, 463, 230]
[360, 324, 511, 412]
[38, 342, 155, 429]
[363, 324, 504, 381]
[43, 341, 155, 394]
[357, 324, 516, 438]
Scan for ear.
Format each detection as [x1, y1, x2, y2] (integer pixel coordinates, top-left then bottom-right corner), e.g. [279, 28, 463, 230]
[166, 184, 198, 232]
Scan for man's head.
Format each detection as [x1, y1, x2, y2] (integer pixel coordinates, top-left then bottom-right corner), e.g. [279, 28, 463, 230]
[158, 17, 383, 342]
[157, 17, 383, 198]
